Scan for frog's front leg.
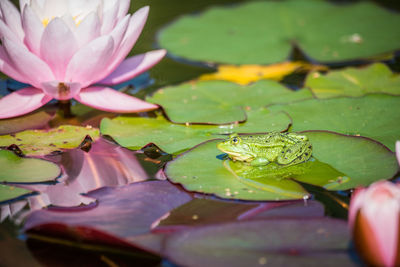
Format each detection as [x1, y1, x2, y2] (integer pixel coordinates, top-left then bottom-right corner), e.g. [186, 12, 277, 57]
[250, 157, 270, 166]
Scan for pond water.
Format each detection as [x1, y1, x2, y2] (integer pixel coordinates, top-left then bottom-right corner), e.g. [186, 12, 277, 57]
[1, 0, 400, 266]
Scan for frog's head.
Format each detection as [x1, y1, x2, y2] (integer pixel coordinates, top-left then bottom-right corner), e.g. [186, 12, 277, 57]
[217, 133, 254, 161]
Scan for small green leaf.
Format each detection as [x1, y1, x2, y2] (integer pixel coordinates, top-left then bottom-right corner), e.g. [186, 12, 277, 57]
[159, 0, 400, 64]
[0, 184, 31, 203]
[306, 63, 400, 98]
[0, 125, 100, 156]
[147, 80, 312, 124]
[268, 94, 400, 151]
[100, 109, 291, 154]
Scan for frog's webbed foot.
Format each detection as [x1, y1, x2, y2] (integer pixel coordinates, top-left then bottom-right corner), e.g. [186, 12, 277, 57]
[250, 157, 270, 166]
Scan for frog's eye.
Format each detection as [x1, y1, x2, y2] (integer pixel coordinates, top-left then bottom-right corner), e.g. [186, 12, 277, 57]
[231, 137, 239, 145]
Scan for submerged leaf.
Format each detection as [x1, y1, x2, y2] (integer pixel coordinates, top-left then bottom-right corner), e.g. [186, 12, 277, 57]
[100, 109, 291, 154]
[0, 109, 55, 135]
[306, 63, 400, 98]
[0, 150, 60, 183]
[268, 94, 400, 151]
[147, 80, 312, 124]
[159, 0, 400, 64]
[199, 62, 327, 85]
[0, 125, 100, 156]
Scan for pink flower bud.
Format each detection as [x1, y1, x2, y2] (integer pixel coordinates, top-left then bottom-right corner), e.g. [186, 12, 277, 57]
[349, 180, 400, 267]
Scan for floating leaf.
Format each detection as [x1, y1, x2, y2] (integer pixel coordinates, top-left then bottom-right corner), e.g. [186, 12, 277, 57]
[100, 110, 291, 154]
[268, 94, 400, 151]
[165, 131, 397, 201]
[147, 80, 312, 124]
[0, 150, 60, 183]
[159, 0, 400, 65]
[0, 184, 31, 203]
[306, 63, 400, 98]
[0, 125, 100, 156]
[199, 62, 327, 85]
[163, 218, 355, 267]
[0, 109, 55, 135]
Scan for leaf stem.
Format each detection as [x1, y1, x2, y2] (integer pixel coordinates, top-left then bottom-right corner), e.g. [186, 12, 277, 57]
[58, 100, 74, 118]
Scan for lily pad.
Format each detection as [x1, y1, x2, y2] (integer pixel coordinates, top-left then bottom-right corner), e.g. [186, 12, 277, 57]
[100, 109, 291, 154]
[0, 125, 100, 156]
[0, 109, 55, 135]
[158, 0, 400, 65]
[306, 63, 400, 98]
[0, 150, 61, 183]
[268, 94, 400, 151]
[165, 131, 398, 201]
[164, 218, 355, 267]
[0, 184, 31, 203]
[147, 80, 312, 124]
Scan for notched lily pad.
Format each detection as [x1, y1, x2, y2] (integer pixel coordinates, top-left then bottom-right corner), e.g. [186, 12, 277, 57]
[159, 0, 400, 65]
[100, 109, 291, 154]
[268, 94, 400, 151]
[147, 80, 312, 124]
[306, 63, 400, 98]
[0, 150, 61, 184]
[165, 131, 397, 201]
[0, 125, 100, 156]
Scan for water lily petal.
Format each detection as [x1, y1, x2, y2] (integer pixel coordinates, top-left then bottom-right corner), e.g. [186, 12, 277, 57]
[41, 81, 81, 100]
[105, 6, 149, 75]
[65, 35, 114, 87]
[75, 12, 101, 48]
[348, 188, 365, 230]
[396, 141, 400, 166]
[19, 0, 30, 12]
[0, 0, 24, 40]
[2, 37, 54, 88]
[21, 5, 44, 55]
[101, 0, 119, 34]
[100, 49, 166, 85]
[0, 87, 52, 119]
[0, 19, 21, 44]
[74, 86, 158, 113]
[40, 18, 78, 80]
[0, 46, 30, 83]
[109, 14, 129, 54]
[117, 0, 130, 20]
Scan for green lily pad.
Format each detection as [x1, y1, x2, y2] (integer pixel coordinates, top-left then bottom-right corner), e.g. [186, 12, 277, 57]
[268, 94, 400, 151]
[0, 184, 31, 203]
[147, 80, 312, 124]
[100, 109, 291, 154]
[165, 131, 397, 201]
[0, 125, 100, 156]
[0, 150, 61, 183]
[159, 0, 400, 65]
[306, 63, 400, 98]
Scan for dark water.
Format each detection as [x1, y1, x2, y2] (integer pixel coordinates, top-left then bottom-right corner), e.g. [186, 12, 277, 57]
[1, 0, 400, 266]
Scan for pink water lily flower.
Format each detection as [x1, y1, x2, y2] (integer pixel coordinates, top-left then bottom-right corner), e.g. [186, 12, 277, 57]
[0, 0, 166, 119]
[349, 180, 400, 267]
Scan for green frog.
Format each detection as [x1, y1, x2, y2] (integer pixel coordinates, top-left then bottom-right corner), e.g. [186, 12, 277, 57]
[217, 132, 312, 167]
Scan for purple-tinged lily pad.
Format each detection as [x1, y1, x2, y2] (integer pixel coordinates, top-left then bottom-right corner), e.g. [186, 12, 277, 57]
[25, 181, 192, 239]
[163, 218, 356, 267]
